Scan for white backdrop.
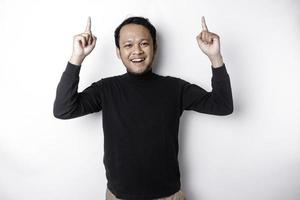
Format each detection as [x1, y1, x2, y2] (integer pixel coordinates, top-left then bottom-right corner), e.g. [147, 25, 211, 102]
[1, 0, 300, 199]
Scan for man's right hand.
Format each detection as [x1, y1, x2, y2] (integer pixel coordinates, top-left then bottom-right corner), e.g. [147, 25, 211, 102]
[69, 16, 97, 66]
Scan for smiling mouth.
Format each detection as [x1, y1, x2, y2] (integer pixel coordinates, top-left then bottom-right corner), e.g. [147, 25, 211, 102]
[130, 58, 145, 63]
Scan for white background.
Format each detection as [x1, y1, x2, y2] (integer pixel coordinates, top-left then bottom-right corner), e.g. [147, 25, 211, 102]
[1, 0, 300, 199]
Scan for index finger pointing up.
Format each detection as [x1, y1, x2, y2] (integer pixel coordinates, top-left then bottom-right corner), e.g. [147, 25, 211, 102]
[201, 16, 208, 31]
[85, 16, 91, 33]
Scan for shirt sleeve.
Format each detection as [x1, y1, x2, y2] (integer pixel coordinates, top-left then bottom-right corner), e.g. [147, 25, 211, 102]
[53, 62, 103, 119]
[181, 63, 233, 115]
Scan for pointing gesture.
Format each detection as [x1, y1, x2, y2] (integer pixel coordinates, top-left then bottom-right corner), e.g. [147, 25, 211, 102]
[70, 16, 97, 65]
[201, 16, 208, 31]
[85, 16, 92, 33]
[196, 16, 223, 68]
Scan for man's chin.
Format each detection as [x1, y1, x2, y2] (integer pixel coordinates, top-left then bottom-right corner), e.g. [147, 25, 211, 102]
[126, 66, 151, 75]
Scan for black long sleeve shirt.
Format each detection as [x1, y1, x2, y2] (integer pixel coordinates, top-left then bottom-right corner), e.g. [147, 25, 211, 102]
[53, 62, 233, 200]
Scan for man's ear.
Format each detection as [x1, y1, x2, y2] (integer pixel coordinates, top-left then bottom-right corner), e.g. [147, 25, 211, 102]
[153, 42, 158, 56]
[116, 48, 121, 59]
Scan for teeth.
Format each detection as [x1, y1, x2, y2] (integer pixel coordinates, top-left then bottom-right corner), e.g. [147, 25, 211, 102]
[131, 58, 144, 62]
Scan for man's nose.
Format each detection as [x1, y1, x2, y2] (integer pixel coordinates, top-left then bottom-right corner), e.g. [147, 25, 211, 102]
[132, 45, 143, 54]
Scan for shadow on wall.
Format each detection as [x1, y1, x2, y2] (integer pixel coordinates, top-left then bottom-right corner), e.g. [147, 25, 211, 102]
[293, 0, 300, 34]
[151, 31, 164, 73]
[174, 33, 240, 200]
[178, 112, 202, 200]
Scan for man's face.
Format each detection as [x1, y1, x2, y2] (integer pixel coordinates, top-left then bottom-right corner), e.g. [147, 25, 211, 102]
[117, 24, 156, 75]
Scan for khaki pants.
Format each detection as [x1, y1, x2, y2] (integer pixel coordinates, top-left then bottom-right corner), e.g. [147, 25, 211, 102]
[106, 188, 186, 200]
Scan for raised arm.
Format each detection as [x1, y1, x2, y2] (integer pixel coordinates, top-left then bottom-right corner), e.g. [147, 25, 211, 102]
[53, 17, 102, 119]
[182, 16, 233, 115]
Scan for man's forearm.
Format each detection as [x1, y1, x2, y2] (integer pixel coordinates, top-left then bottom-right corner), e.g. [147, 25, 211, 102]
[69, 55, 85, 66]
[53, 62, 81, 119]
[210, 54, 224, 69]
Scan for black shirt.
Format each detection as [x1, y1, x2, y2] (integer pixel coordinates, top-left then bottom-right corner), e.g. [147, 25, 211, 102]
[53, 62, 233, 199]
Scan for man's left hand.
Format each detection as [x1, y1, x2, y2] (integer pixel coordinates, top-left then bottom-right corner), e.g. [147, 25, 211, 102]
[196, 16, 223, 68]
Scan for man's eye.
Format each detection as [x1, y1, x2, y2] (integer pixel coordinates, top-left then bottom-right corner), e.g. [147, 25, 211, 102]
[124, 44, 132, 48]
[141, 43, 149, 46]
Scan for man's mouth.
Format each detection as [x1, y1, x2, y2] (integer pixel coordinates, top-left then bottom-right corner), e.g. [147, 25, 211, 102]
[130, 58, 145, 63]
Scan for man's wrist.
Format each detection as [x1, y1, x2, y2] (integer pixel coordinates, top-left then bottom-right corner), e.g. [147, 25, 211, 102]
[209, 54, 224, 68]
[69, 55, 85, 66]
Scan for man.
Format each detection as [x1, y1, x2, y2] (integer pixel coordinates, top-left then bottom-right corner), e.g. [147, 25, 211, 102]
[53, 16, 233, 200]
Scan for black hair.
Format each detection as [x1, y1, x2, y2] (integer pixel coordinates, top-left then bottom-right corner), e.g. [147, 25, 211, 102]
[114, 16, 157, 49]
